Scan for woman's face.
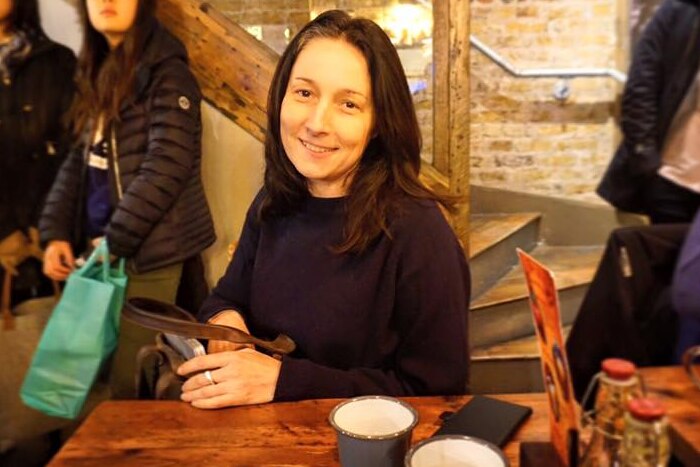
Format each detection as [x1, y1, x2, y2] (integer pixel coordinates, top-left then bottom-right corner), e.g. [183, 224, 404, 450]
[280, 38, 375, 198]
[86, 0, 139, 48]
[0, 0, 12, 27]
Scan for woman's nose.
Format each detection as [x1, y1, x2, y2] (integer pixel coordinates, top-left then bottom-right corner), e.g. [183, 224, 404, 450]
[305, 102, 330, 134]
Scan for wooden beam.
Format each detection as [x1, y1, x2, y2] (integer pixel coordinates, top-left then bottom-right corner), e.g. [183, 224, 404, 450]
[433, 0, 471, 250]
[157, 0, 279, 142]
[432, 1, 449, 176]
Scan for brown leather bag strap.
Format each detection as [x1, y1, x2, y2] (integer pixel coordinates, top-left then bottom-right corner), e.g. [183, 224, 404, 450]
[123, 297, 296, 355]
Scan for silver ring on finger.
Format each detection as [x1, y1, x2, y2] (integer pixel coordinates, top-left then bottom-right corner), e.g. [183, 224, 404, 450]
[204, 370, 215, 385]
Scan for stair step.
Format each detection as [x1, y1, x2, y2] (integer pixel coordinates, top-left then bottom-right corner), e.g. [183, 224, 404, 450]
[469, 213, 541, 258]
[472, 325, 572, 360]
[469, 245, 603, 348]
[472, 332, 541, 360]
[471, 245, 603, 309]
[470, 327, 571, 394]
[468, 213, 541, 298]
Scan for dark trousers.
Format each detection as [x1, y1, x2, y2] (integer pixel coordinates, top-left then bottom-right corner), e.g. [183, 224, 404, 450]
[646, 175, 700, 224]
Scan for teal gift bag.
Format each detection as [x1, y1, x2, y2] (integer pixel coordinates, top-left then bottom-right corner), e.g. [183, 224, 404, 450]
[20, 240, 128, 419]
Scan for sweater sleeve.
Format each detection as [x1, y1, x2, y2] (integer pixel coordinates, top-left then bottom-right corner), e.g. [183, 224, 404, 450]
[105, 61, 202, 258]
[197, 194, 262, 323]
[274, 203, 471, 400]
[672, 211, 700, 316]
[619, 1, 677, 177]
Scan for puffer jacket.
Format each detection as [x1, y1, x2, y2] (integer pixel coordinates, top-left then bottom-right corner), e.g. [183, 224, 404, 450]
[39, 21, 215, 273]
[598, 0, 700, 213]
[0, 35, 75, 239]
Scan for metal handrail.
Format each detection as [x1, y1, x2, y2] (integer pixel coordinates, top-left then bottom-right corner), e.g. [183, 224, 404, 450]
[470, 35, 627, 83]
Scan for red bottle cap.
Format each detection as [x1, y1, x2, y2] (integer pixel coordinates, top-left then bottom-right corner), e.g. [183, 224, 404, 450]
[628, 398, 666, 422]
[601, 358, 636, 380]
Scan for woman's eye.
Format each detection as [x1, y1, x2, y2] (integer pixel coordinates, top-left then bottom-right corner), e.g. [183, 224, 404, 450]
[296, 89, 312, 98]
[343, 101, 359, 110]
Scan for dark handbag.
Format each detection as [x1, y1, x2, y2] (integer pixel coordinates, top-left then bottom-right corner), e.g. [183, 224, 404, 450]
[124, 297, 296, 399]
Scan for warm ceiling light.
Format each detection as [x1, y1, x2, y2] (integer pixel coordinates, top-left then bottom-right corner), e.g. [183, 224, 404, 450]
[381, 3, 431, 46]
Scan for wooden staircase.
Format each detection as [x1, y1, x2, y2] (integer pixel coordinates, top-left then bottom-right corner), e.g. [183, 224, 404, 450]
[465, 185, 645, 394]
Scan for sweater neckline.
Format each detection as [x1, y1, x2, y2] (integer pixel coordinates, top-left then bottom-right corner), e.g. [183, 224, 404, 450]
[304, 195, 346, 213]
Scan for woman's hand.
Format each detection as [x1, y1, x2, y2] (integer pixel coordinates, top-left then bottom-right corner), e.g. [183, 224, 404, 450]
[43, 240, 75, 281]
[207, 310, 254, 353]
[177, 349, 282, 408]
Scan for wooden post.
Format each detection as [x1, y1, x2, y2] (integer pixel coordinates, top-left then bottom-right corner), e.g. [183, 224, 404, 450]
[433, 0, 471, 251]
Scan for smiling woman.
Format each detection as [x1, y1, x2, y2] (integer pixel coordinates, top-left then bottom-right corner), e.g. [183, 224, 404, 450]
[179, 10, 471, 409]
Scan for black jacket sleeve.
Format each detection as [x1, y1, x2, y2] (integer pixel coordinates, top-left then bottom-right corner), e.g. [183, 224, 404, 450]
[38, 146, 84, 246]
[54, 48, 78, 160]
[619, 0, 678, 177]
[105, 61, 202, 258]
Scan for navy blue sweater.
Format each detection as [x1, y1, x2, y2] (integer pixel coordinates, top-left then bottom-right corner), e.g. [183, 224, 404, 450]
[199, 192, 470, 400]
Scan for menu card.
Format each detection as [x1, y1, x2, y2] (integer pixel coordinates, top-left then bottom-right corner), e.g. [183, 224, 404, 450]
[517, 249, 580, 465]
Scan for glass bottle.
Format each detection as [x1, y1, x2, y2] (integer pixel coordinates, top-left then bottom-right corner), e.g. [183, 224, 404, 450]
[621, 398, 670, 467]
[580, 358, 645, 467]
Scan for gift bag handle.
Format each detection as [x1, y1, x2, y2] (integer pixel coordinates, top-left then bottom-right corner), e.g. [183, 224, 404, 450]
[77, 240, 125, 282]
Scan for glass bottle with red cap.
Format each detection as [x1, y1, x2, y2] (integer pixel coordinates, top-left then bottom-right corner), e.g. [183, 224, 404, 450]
[621, 398, 670, 466]
[580, 358, 645, 466]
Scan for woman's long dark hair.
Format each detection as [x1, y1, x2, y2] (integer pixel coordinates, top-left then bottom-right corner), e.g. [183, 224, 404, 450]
[262, 9, 456, 254]
[6, 0, 43, 37]
[69, 0, 156, 138]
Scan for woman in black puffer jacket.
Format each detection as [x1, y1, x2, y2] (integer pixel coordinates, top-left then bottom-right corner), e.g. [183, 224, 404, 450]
[39, 0, 215, 398]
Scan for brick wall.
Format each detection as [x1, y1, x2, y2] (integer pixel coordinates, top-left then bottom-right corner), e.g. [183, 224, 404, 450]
[470, 0, 620, 197]
[209, 0, 310, 53]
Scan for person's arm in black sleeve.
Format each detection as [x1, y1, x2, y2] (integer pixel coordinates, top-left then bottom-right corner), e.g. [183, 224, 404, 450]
[619, 1, 677, 177]
[274, 204, 471, 400]
[38, 145, 84, 246]
[54, 47, 77, 162]
[105, 62, 202, 258]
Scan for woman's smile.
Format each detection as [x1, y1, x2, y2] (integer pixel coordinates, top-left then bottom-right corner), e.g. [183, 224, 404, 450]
[299, 138, 338, 155]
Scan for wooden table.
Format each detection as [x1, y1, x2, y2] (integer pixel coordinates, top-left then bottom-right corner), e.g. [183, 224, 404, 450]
[50, 393, 549, 466]
[640, 366, 700, 465]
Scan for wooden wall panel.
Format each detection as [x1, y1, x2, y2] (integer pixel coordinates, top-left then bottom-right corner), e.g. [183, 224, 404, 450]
[157, 0, 279, 142]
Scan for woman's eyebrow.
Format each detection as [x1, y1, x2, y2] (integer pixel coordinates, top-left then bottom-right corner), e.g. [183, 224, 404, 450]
[291, 76, 368, 100]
